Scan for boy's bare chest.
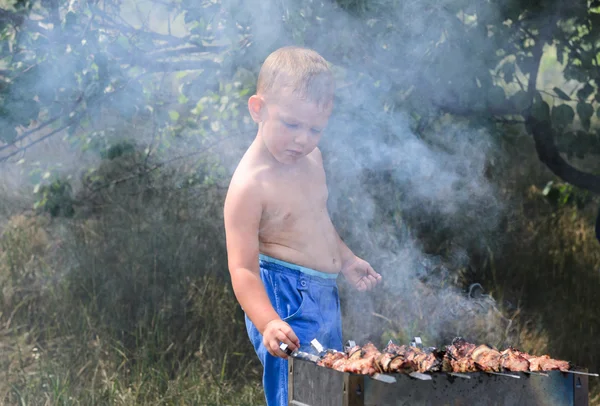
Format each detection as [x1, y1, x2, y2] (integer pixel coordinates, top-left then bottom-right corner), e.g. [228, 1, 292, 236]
[261, 169, 329, 227]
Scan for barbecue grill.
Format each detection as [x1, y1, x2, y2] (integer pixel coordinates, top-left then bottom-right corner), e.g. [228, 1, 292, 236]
[285, 339, 592, 406]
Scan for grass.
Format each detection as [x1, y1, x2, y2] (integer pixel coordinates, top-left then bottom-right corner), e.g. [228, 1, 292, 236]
[0, 167, 266, 405]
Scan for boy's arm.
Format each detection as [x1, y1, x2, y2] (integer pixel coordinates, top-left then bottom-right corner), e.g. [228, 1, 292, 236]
[224, 180, 299, 357]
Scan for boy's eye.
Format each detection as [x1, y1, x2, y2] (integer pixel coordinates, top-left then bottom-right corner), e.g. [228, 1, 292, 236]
[311, 128, 322, 134]
[283, 121, 298, 129]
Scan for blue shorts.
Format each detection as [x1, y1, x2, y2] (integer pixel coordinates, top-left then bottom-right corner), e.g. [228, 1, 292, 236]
[245, 254, 343, 406]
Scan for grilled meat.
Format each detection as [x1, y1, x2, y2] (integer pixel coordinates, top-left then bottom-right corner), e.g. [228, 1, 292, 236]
[471, 345, 502, 372]
[317, 342, 381, 375]
[445, 337, 478, 373]
[375, 343, 442, 373]
[526, 354, 570, 372]
[500, 348, 530, 372]
[316, 338, 573, 375]
[502, 348, 570, 372]
[346, 345, 362, 360]
[317, 351, 346, 369]
[375, 351, 396, 373]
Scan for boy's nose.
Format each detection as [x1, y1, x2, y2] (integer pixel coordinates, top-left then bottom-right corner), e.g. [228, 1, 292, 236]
[294, 131, 309, 145]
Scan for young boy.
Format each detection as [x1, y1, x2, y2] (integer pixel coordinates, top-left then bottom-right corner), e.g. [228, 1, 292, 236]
[224, 46, 382, 406]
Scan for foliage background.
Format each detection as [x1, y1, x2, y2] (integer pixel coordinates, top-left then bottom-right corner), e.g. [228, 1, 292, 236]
[1, 0, 600, 404]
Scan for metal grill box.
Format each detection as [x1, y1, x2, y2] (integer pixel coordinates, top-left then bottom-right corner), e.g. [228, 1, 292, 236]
[288, 357, 589, 406]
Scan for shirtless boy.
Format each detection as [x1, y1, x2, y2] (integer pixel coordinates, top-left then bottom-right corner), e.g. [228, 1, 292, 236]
[224, 46, 382, 406]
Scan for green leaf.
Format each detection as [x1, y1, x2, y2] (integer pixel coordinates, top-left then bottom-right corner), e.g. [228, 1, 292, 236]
[576, 83, 594, 101]
[576, 102, 594, 130]
[553, 87, 571, 101]
[510, 90, 530, 111]
[551, 104, 575, 128]
[178, 93, 189, 104]
[169, 111, 180, 121]
[487, 85, 506, 108]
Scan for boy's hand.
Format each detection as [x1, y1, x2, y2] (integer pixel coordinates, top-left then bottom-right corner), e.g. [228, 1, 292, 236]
[341, 256, 382, 292]
[263, 319, 300, 358]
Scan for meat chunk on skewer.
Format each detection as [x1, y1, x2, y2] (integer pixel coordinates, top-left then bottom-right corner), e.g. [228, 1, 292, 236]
[526, 354, 570, 372]
[445, 337, 478, 373]
[318, 342, 381, 375]
[317, 351, 346, 369]
[503, 348, 570, 372]
[500, 348, 530, 372]
[471, 345, 502, 372]
[376, 343, 442, 373]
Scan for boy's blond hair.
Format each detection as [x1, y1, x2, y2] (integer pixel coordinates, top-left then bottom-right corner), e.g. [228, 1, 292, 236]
[256, 46, 335, 109]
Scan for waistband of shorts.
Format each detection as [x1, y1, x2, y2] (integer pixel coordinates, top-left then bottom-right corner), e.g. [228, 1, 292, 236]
[259, 253, 339, 280]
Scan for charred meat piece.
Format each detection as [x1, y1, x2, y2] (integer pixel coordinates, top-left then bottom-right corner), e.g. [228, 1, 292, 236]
[342, 356, 378, 375]
[445, 337, 478, 373]
[500, 348, 530, 372]
[383, 342, 404, 354]
[317, 351, 346, 369]
[346, 345, 362, 360]
[527, 355, 570, 372]
[381, 345, 442, 373]
[361, 342, 380, 357]
[376, 352, 397, 373]
[388, 355, 413, 373]
[446, 337, 476, 359]
[505, 348, 570, 372]
[404, 346, 442, 373]
[342, 342, 380, 375]
[319, 342, 381, 375]
[449, 356, 479, 373]
[471, 345, 502, 372]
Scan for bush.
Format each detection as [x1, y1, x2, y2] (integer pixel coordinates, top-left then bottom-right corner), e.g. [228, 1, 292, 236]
[0, 160, 263, 404]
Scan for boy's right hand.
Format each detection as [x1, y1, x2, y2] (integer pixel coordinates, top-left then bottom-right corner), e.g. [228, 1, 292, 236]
[263, 319, 300, 358]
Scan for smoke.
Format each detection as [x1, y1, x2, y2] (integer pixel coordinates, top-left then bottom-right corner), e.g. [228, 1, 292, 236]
[1, 0, 517, 347]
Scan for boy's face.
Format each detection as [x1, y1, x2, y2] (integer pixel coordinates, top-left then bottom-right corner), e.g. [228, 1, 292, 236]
[249, 90, 332, 165]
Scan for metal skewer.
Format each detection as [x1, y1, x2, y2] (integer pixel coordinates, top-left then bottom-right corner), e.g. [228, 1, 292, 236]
[487, 371, 520, 379]
[372, 373, 397, 384]
[564, 370, 599, 377]
[409, 372, 432, 381]
[523, 371, 549, 377]
[448, 372, 471, 379]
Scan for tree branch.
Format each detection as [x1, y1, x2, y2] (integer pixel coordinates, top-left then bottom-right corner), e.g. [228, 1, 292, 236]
[526, 117, 600, 194]
[0, 114, 82, 163]
[523, 18, 600, 194]
[84, 131, 248, 194]
[135, 59, 222, 73]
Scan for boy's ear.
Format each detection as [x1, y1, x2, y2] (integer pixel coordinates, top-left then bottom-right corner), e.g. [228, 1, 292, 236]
[248, 95, 265, 123]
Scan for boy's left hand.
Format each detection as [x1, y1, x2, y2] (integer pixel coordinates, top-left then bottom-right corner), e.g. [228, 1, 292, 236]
[341, 256, 382, 292]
